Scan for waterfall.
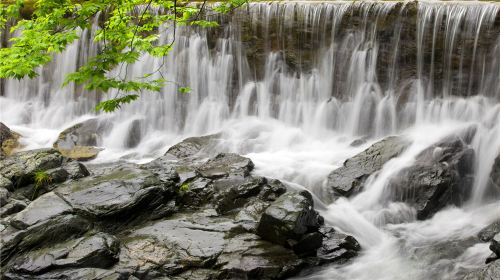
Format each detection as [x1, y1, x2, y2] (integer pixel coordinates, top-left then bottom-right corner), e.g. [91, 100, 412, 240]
[1, 1, 500, 279]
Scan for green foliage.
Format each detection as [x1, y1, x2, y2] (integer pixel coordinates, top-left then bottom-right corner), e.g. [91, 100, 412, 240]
[0, 0, 248, 112]
[33, 170, 52, 199]
[179, 182, 190, 193]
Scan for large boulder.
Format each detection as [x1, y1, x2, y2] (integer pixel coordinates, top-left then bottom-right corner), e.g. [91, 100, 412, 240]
[256, 191, 323, 253]
[53, 118, 110, 161]
[54, 164, 174, 218]
[0, 149, 89, 200]
[197, 153, 254, 179]
[116, 213, 238, 278]
[388, 135, 475, 219]
[0, 122, 21, 158]
[215, 233, 303, 279]
[6, 232, 119, 277]
[0, 148, 361, 279]
[316, 227, 361, 264]
[165, 133, 221, 160]
[324, 136, 409, 201]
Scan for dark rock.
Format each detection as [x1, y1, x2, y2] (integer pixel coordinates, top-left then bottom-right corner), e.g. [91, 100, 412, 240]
[10, 192, 72, 230]
[389, 135, 475, 219]
[490, 155, 500, 188]
[176, 177, 213, 207]
[0, 149, 64, 190]
[236, 202, 270, 232]
[257, 191, 323, 249]
[197, 153, 254, 179]
[0, 122, 21, 157]
[4, 268, 122, 280]
[487, 253, 499, 264]
[165, 133, 221, 159]
[1, 214, 92, 264]
[325, 136, 409, 201]
[60, 161, 90, 180]
[117, 214, 233, 277]
[9, 232, 119, 275]
[0, 199, 27, 217]
[172, 269, 216, 280]
[215, 233, 303, 280]
[213, 176, 266, 214]
[316, 227, 361, 263]
[490, 233, 500, 260]
[462, 260, 500, 280]
[125, 119, 143, 148]
[141, 157, 180, 185]
[292, 232, 323, 256]
[55, 164, 172, 218]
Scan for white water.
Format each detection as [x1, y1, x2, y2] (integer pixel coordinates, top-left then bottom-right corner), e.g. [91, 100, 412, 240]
[1, 1, 500, 279]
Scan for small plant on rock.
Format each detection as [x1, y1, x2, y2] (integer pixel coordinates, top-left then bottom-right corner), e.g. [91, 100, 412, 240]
[32, 170, 52, 199]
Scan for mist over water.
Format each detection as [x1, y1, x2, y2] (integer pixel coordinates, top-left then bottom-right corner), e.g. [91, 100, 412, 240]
[1, 1, 500, 279]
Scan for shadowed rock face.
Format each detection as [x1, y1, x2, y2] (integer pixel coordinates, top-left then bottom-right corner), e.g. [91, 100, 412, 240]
[389, 135, 475, 220]
[0, 149, 89, 197]
[490, 155, 500, 190]
[324, 136, 410, 201]
[0, 144, 360, 279]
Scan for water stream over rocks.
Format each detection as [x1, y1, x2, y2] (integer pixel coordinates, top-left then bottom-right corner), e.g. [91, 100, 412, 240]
[1, 1, 500, 279]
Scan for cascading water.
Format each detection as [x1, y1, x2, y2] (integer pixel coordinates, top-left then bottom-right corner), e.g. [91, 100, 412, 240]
[1, 1, 499, 279]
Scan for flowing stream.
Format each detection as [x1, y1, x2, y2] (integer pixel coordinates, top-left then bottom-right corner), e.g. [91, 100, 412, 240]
[1, 1, 500, 279]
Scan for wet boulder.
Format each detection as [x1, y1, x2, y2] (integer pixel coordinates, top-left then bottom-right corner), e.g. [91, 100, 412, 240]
[213, 176, 267, 214]
[197, 153, 254, 179]
[489, 233, 500, 263]
[7, 232, 119, 277]
[0, 149, 89, 200]
[215, 233, 303, 279]
[389, 135, 475, 220]
[53, 118, 110, 161]
[165, 133, 221, 159]
[325, 136, 409, 201]
[0, 149, 64, 190]
[4, 268, 122, 280]
[10, 192, 72, 230]
[0, 122, 20, 158]
[54, 164, 173, 218]
[0, 198, 28, 217]
[117, 214, 235, 277]
[257, 191, 323, 252]
[316, 227, 361, 264]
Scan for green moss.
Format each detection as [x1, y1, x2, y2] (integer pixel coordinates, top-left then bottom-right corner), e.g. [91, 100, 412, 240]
[32, 170, 52, 199]
[179, 182, 190, 194]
